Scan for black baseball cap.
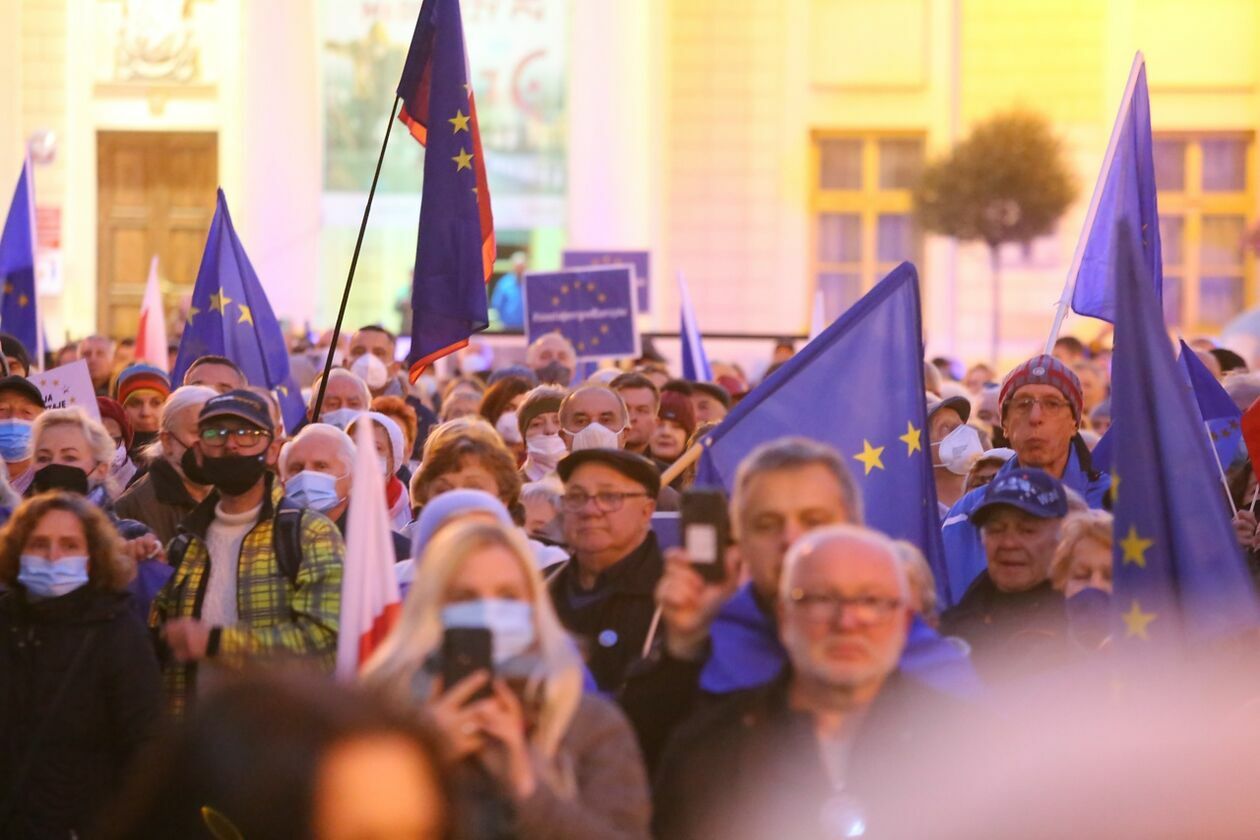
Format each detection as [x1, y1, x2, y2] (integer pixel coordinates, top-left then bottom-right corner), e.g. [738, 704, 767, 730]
[198, 389, 275, 434]
[557, 448, 661, 498]
[970, 467, 1068, 525]
[0, 375, 44, 408]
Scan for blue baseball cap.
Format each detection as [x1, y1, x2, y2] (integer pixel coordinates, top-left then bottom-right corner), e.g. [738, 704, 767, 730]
[970, 467, 1068, 525]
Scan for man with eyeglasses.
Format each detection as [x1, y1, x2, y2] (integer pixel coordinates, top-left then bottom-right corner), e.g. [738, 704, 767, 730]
[654, 525, 957, 840]
[941, 354, 1109, 607]
[151, 390, 345, 717]
[939, 468, 1071, 683]
[547, 448, 662, 692]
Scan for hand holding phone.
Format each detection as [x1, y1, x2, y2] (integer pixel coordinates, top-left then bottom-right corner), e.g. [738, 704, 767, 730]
[681, 489, 731, 583]
[441, 627, 493, 703]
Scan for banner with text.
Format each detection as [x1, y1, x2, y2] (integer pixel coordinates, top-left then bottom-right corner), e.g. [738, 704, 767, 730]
[524, 265, 640, 361]
[28, 360, 100, 421]
[561, 249, 651, 314]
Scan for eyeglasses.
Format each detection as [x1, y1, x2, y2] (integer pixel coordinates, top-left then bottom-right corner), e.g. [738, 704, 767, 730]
[561, 489, 648, 512]
[1008, 396, 1071, 417]
[786, 589, 903, 626]
[199, 427, 271, 450]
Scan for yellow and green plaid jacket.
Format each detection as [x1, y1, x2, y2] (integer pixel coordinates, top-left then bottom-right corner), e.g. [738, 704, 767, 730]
[150, 477, 344, 717]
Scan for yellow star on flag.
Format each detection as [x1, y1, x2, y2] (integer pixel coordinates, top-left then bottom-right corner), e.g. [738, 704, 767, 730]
[237, 304, 254, 326]
[591, 337, 600, 346]
[1119, 525, 1153, 567]
[899, 422, 921, 455]
[560, 284, 570, 294]
[551, 297, 560, 306]
[188, 303, 201, 320]
[276, 384, 289, 397]
[449, 109, 470, 133]
[208, 290, 232, 314]
[1110, 470, 1120, 503]
[18, 294, 28, 307]
[3, 283, 12, 294]
[600, 324, 609, 334]
[451, 148, 474, 171]
[1121, 600, 1156, 640]
[852, 440, 885, 476]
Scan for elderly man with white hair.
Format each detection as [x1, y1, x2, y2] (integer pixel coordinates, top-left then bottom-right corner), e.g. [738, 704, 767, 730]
[279, 422, 411, 562]
[653, 525, 961, 840]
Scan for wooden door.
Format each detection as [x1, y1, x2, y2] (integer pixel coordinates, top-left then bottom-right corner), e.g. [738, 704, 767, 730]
[96, 132, 217, 339]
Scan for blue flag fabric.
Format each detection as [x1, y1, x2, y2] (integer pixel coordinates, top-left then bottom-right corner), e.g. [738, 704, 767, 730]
[0, 162, 39, 362]
[1069, 54, 1162, 323]
[1178, 339, 1243, 469]
[695, 263, 948, 603]
[678, 273, 711, 381]
[397, 0, 495, 381]
[171, 189, 305, 434]
[1110, 220, 1257, 649]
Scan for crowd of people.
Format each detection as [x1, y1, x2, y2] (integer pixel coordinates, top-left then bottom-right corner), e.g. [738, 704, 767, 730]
[2, 323, 1260, 838]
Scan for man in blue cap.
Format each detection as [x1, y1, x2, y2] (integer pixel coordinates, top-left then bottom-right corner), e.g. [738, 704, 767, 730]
[939, 467, 1071, 682]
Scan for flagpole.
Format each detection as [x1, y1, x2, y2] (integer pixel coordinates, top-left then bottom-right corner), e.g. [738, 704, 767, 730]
[1043, 52, 1145, 356]
[1207, 420, 1239, 517]
[312, 96, 401, 420]
[661, 440, 705, 487]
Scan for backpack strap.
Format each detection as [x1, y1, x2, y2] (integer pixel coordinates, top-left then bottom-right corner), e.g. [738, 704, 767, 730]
[166, 531, 193, 575]
[272, 497, 306, 586]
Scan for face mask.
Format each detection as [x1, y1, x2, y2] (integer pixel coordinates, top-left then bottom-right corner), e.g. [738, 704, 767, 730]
[18, 554, 90, 598]
[441, 598, 536, 665]
[285, 470, 343, 512]
[351, 353, 389, 390]
[0, 418, 33, 462]
[1065, 587, 1111, 650]
[31, 464, 90, 496]
[131, 430, 158, 451]
[377, 454, 392, 478]
[180, 446, 210, 485]
[321, 407, 363, 431]
[933, 424, 983, 475]
[496, 411, 522, 445]
[571, 422, 621, 452]
[534, 361, 572, 386]
[526, 434, 566, 470]
[112, 444, 129, 470]
[200, 453, 270, 496]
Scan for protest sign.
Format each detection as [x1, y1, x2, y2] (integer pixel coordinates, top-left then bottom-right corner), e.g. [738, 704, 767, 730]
[524, 265, 640, 361]
[28, 359, 100, 421]
[562, 249, 650, 313]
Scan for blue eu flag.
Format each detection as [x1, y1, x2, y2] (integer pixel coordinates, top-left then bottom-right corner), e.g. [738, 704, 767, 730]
[678, 272, 711, 381]
[1110, 220, 1257, 649]
[171, 189, 305, 434]
[1177, 339, 1242, 471]
[1070, 53, 1162, 323]
[0, 162, 40, 363]
[694, 263, 948, 603]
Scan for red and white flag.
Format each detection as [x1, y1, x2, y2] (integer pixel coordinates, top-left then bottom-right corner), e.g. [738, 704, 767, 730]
[336, 417, 403, 679]
[135, 256, 168, 371]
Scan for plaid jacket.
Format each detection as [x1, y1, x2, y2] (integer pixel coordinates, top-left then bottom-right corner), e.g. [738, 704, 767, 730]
[150, 476, 344, 717]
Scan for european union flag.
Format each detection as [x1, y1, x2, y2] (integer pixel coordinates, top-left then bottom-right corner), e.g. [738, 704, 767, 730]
[397, 0, 495, 381]
[171, 190, 305, 434]
[1069, 53, 1162, 323]
[0, 161, 39, 363]
[694, 263, 948, 603]
[1110, 220, 1257, 649]
[523, 266, 640, 361]
[678, 272, 711, 381]
[1178, 339, 1242, 472]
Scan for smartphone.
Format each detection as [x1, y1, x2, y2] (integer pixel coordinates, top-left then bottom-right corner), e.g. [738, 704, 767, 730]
[681, 488, 730, 582]
[441, 627, 493, 702]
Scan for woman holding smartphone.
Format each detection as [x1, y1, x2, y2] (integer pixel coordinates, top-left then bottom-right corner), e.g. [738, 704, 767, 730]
[363, 519, 650, 840]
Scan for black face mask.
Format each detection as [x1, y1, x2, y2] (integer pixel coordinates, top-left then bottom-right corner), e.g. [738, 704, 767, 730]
[534, 361, 572, 386]
[30, 464, 90, 496]
[180, 447, 210, 486]
[130, 430, 159, 453]
[198, 453, 270, 496]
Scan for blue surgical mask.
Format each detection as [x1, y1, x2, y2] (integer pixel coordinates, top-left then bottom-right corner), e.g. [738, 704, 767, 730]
[320, 408, 362, 431]
[0, 418, 33, 462]
[18, 554, 90, 599]
[441, 598, 535, 665]
[285, 470, 344, 512]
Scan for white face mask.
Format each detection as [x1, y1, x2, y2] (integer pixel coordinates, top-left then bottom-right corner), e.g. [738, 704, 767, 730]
[377, 454, 392, 478]
[933, 424, 984, 475]
[495, 411, 522, 445]
[351, 353, 389, 390]
[526, 434, 567, 470]
[321, 407, 363, 431]
[571, 422, 621, 452]
[111, 444, 128, 470]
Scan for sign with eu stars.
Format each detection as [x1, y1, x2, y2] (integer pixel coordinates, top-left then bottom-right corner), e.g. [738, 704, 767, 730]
[562, 249, 651, 313]
[523, 265, 641, 362]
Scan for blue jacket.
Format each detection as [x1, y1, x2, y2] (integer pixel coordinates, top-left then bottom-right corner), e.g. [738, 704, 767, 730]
[490, 273, 524, 329]
[699, 583, 981, 698]
[940, 446, 1110, 608]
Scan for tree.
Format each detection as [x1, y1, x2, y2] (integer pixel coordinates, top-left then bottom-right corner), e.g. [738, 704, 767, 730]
[914, 110, 1078, 363]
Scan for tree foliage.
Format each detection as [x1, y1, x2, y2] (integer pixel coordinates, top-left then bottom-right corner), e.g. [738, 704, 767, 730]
[913, 110, 1078, 250]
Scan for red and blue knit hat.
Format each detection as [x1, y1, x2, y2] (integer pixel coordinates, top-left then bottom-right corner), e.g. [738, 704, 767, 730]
[998, 354, 1083, 422]
[114, 363, 171, 406]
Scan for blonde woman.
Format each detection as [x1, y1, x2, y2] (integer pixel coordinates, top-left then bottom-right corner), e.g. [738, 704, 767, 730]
[30, 407, 123, 504]
[363, 520, 650, 840]
[1050, 509, 1113, 597]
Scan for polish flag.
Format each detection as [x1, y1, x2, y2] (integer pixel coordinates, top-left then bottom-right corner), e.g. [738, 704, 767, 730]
[135, 256, 168, 371]
[336, 417, 403, 679]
